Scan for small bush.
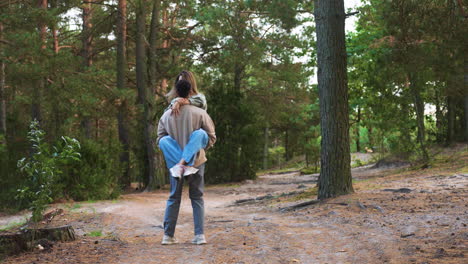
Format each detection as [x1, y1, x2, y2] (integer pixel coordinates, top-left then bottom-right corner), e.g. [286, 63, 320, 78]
[17, 120, 81, 222]
[59, 139, 123, 201]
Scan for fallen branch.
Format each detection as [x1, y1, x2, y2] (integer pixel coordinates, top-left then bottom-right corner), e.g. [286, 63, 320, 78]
[280, 200, 320, 212]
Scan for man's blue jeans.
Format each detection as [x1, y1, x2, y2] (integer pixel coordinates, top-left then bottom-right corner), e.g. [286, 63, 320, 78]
[158, 129, 208, 236]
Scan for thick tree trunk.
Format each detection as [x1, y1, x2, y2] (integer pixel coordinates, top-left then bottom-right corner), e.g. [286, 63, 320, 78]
[263, 124, 269, 170]
[314, 0, 353, 199]
[116, 0, 130, 187]
[145, 0, 166, 191]
[409, 74, 429, 162]
[0, 23, 6, 141]
[136, 0, 150, 187]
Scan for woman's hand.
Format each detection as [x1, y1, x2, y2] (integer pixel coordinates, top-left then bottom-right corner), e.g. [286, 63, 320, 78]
[171, 101, 181, 116]
[171, 98, 190, 116]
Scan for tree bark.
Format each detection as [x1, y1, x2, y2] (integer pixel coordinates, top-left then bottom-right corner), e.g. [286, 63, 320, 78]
[116, 0, 130, 187]
[355, 106, 361, 152]
[81, 1, 93, 138]
[435, 89, 444, 143]
[314, 0, 353, 199]
[409, 73, 429, 162]
[464, 59, 468, 142]
[146, 0, 166, 191]
[263, 124, 269, 170]
[0, 23, 6, 141]
[447, 95, 455, 144]
[32, 0, 48, 124]
[136, 0, 150, 188]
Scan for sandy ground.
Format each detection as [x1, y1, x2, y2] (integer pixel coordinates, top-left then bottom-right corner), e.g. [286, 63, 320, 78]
[1, 149, 467, 264]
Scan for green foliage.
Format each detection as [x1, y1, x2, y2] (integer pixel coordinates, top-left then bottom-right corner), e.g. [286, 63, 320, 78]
[59, 139, 123, 201]
[16, 120, 81, 222]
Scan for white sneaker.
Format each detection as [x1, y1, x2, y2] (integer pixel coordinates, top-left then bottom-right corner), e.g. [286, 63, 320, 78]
[183, 166, 199, 176]
[191, 234, 207, 245]
[169, 165, 184, 178]
[161, 235, 178, 245]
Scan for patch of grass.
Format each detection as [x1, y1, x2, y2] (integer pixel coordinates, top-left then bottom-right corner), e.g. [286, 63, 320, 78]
[286, 187, 318, 202]
[300, 167, 318, 175]
[217, 183, 241, 188]
[87, 230, 103, 237]
[257, 167, 300, 176]
[0, 219, 27, 232]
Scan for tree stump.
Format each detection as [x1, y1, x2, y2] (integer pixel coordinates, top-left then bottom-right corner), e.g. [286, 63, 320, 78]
[0, 225, 75, 260]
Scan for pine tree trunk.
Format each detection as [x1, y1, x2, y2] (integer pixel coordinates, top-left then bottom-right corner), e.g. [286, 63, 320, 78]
[435, 89, 444, 143]
[0, 23, 6, 141]
[409, 73, 429, 162]
[136, 0, 151, 188]
[263, 124, 269, 170]
[464, 59, 468, 142]
[32, 0, 47, 124]
[314, 0, 353, 199]
[447, 95, 455, 144]
[356, 106, 361, 152]
[146, 0, 166, 190]
[116, 0, 130, 187]
[81, 1, 93, 138]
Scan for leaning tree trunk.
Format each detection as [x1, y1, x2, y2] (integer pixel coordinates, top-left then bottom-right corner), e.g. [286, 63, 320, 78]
[116, 0, 131, 187]
[314, 0, 353, 199]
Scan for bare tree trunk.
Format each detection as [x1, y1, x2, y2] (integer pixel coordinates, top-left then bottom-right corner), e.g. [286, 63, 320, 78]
[435, 89, 444, 143]
[409, 73, 429, 162]
[464, 59, 468, 142]
[136, 0, 149, 187]
[355, 106, 361, 152]
[447, 95, 455, 144]
[0, 22, 6, 141]
[314, 0, 353, 199]
[116, 0, 131, 187]
[32, 0, 48, 124]
[263, 124, 269, 170]
[145, 0, 166, 191]
[81, 1, 93, 138]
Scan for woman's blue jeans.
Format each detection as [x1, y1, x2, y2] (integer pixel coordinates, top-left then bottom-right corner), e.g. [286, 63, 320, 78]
[158, 129, 208, 236]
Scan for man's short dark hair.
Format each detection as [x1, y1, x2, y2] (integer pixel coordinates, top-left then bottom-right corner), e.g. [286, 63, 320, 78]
[176, 80, 191, 98]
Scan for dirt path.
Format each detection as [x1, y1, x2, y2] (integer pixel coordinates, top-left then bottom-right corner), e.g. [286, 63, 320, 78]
[2, 150, 467, 264]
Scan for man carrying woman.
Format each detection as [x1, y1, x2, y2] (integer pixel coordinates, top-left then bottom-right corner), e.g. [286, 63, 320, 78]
[157, 72, 216, 245]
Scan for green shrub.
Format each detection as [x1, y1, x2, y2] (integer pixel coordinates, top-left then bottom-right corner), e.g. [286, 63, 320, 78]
[60, 139, 123, 201]
[17, 120, 81, 222]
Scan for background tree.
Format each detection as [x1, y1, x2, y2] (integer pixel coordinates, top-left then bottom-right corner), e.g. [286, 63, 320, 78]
[314, 0, 353, 199]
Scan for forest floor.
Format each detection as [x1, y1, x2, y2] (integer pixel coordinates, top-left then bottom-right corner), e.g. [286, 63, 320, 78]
[1, 144, 467, 264]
